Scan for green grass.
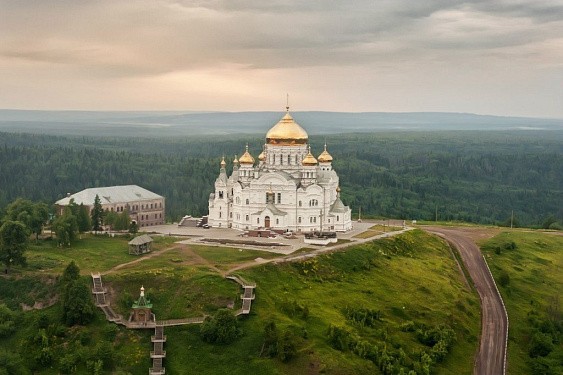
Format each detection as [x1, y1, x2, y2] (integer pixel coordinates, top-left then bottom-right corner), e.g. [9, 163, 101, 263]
[157, 230, 480, 374]
[106, 269, 240, 319]
[24, 234, 178, 274]
[480, 231, 563, 375]
[2, 229, 482, 374]
[191, 245, 280, 270]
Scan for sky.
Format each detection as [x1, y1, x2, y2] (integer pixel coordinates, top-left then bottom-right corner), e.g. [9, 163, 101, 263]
[0, 0, 562, 117]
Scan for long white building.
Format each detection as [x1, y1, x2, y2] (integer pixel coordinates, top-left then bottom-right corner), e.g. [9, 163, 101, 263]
[208, 108, 352, 232]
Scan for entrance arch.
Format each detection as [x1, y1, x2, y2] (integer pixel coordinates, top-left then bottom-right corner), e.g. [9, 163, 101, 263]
[265, 216, 271, 228]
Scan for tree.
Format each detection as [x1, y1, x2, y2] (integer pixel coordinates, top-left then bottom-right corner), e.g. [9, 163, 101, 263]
[91, 195, 104, 233]
[5, 199, 49, 241]
[76, 204, 91, 233]
[0, 220, 29, 273]
[52, 208, 78, 247]
[61, 262, 95, 326]
[61, 261, 80, 284]
[128, 221, 138, 235]
[200, 308, 240, 344]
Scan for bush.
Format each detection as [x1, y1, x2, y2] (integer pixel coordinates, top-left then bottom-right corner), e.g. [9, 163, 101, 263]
[498, 271, 510, 287]
[277, 330, 297, 362]
[528, 332, 554, 358]
[200, 309, 241, 344]
[0, 304, 17, 338]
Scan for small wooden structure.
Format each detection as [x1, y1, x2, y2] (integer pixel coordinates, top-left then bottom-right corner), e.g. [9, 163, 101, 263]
[130, 286, 154, 324]
[128, 234, 153, 255]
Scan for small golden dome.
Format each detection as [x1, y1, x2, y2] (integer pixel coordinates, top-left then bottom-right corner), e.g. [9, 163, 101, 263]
[302, 147, 318, 166]
[266, 109, 308, 146]
[336, 186, 341, 193]
[318, 143, 333, 163]
[233, 154, 239, 164]
[239, 145, 255, 165]
[220, 156, 226, 168]
[258, 145, 266, 161]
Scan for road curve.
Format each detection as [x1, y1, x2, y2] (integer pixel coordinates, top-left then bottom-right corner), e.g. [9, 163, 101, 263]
[425, 227, 507, 375]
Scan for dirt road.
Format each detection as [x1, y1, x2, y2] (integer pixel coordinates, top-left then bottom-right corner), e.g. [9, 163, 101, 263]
[425, 227, 507, 375]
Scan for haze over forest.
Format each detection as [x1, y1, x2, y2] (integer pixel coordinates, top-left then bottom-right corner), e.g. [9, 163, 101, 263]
[0, 110, 561, 137]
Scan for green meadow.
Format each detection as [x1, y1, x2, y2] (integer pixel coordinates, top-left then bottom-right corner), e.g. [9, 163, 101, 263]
[480, 231, 562, 375]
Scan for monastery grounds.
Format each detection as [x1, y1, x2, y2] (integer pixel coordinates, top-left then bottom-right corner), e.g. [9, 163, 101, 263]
[145, 220, 404, 255]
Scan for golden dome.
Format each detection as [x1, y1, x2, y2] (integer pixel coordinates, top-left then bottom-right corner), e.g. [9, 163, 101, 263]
[233, 154, 239, 164]
[239, 145, 255, 165]
[258, 145, 266, 161]
[302, 147, 318, 166]
[220, 156, 226, 168]
[266, 109, 308, 145]
[336, 186, 341, 193]
[318, 143, 333, 163]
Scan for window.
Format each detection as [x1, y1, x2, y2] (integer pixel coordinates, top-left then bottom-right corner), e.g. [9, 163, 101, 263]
[276, 218, 279, 224]
[295, 155, 298, 164]
[277, 193, 281, 204]
[298, 217, 302, 224]
[298, 201, 302, 207]
[219, 212, 222, 218]
[287, 155, 291, 164]
[246, 199, 249, 205]
[151, 203, 154, 209]
[337, 215, 340, 222]
[219, 191, 223, 199]
[280, 155, 283, 165]
[257, 218, 260, 224]
[246, 215, 249, 221]
[273, 154, 276, 164]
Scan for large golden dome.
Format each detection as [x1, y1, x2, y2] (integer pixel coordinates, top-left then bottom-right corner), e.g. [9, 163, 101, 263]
[266, 109, 308, 145]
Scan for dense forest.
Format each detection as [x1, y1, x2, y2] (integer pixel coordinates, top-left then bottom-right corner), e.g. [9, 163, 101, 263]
[0, 130, 561, 227]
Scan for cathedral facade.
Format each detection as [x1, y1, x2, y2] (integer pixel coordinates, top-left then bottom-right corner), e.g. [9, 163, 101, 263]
[208, 108, 352, 232]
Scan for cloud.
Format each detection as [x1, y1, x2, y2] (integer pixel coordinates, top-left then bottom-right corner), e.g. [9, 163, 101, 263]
[0, 0, 561, 116]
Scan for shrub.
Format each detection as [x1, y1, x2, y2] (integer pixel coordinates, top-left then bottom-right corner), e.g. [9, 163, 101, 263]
[200, 309, 241, 344]
[498, 271, 510, 287]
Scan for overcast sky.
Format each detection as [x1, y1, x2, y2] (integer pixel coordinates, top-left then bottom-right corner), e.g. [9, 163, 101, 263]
[1, 0, 562, 117]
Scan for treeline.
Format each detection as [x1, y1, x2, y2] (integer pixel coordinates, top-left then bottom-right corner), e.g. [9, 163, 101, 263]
[0, 131, 561, 226]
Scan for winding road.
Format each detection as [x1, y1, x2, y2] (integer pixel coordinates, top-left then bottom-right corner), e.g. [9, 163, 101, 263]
[425, 227, 507, 375]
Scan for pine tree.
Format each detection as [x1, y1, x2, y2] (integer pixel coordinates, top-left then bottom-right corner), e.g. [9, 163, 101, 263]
[91, 195, 104, 233]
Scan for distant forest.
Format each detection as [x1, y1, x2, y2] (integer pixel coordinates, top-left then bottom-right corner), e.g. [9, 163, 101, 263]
[0, 130, 561, 227]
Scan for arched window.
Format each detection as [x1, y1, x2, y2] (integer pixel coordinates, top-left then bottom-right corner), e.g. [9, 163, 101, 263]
[298, 217, 302, 223]
[257, 218, 260, 224]
[276, 218, 279, 224]
[246, 215, 249, 221]
[280, 154, 283, 165]
[277, 193, 281, 204]
[246, 199, 249, 205]
[298, 201, 302, 207]
[287, 155, 291, 164]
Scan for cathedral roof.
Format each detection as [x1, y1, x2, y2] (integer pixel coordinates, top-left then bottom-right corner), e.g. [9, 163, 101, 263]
[266, 109, 308, 146]
[239, 145, 255, 165]
[317, 144, 333, 163]
[253, 203, 288, 216]
[330, 196, 347, 213]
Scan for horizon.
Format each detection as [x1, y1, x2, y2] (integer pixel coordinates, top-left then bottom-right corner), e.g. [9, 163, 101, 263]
[1, 108, 562, 122]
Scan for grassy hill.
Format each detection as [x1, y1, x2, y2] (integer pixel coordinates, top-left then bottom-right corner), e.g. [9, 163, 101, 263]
[0, 228, 560, 374]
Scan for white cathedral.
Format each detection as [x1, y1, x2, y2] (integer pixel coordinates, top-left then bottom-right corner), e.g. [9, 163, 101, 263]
[208, 108, 352, 232]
